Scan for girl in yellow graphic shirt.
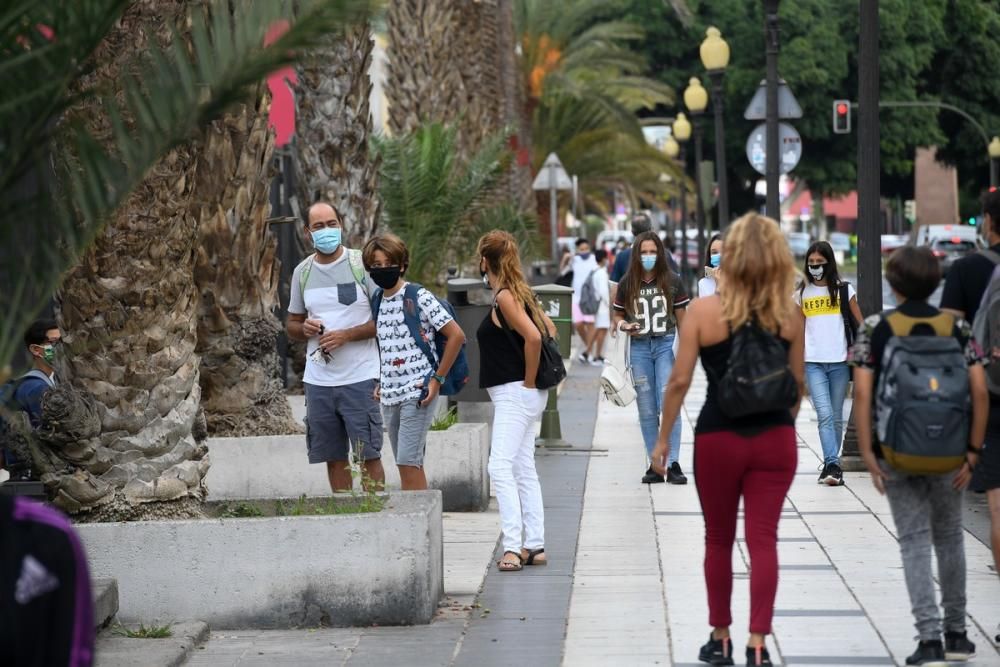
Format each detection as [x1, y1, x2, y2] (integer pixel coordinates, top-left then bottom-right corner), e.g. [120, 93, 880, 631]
[795, 241, 863, 486]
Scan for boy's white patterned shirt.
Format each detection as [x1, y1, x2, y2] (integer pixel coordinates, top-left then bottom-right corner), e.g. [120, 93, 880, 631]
[376, 284, 453, 406]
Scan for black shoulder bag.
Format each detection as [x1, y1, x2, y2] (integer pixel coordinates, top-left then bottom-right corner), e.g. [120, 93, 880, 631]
[495, 302, 567, 390]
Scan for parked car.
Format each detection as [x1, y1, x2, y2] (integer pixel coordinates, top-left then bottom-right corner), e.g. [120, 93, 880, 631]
[914, 224, 978, 247]
[596, 230, 633, 253]
[880, 234, 908, 255]
[829, 232, 851, 253]
[785, 232, 811, 258]
[930, 237, 978, 275]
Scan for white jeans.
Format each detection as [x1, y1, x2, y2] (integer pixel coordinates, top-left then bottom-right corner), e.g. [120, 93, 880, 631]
[487, 381, 548, 554]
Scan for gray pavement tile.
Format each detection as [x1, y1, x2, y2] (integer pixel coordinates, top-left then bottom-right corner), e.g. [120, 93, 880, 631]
[773, 609, 866, 617]
[779, 564, 835, 570]
[780, 657, 893, 665]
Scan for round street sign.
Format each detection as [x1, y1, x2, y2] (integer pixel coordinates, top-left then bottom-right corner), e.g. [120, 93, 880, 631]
[745, 122, 802, 176]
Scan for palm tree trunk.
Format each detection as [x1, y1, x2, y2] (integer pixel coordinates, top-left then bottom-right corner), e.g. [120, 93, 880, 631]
[52, 0, 208, 519]
[192, 93, 300, 438]
[295, 24, 382, 246]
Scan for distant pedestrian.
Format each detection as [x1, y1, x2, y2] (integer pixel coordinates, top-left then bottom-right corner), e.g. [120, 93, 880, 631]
[571, 238, 599, 363]
[941, 189, 1000, 324]
[1, 319, 61, 478]
[850, 245, 986, 665]
[583, 249, 612, 364]
[795, 241, 862, 486]
[698, 234, 723, 298]
[363, 234, 467, 491]
[286, 202, 385, 493]
[614, 231, 689, 485]
[477, 231, 558, 572]
[652, 213, 804, 667]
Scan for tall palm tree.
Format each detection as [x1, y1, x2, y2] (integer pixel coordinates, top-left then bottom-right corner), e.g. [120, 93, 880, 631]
[295, 24, 382, 247]
[1, 0, 373, 517]
[193, 92, 301, 438]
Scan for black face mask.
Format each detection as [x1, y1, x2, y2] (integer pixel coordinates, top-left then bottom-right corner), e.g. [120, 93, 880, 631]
[370, 266, 403, 290]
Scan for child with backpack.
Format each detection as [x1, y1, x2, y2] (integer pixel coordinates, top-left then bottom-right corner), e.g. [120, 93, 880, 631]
[850, 245, 987, 666]
[362, 234, 467, 492]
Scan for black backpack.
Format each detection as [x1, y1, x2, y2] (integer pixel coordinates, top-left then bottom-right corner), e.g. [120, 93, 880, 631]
[715, 321, 798, 418]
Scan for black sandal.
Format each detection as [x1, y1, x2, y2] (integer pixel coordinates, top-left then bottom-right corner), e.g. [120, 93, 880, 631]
[522, 548, 547, 566]
[497, 551, 523, 572]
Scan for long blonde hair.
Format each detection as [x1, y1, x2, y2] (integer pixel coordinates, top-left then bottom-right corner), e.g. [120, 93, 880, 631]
[477, 231, 547, 333]
[719, 213, 797, 332]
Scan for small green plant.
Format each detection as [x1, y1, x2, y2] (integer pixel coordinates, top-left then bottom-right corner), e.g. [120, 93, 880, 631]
[218, 502, 264, 518]
[429, 406, 457, 432]
[113, 623, 173, 639]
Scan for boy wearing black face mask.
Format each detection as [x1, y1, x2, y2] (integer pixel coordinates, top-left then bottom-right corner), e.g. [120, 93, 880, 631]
[362, 234, 466, 491]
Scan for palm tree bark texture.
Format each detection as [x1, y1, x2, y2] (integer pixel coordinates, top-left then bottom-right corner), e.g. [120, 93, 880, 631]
[295, 24, 382, 247]
[49, 0, 206, 519]
[193, 92, 301, 438]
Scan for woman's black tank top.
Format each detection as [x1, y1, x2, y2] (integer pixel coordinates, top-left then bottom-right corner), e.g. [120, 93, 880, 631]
[695, 336, 796, 436]
[477, 302, 528, 389]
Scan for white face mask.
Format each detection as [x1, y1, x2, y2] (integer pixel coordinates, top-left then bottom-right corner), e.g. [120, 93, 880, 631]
[807, 265, 826, 281]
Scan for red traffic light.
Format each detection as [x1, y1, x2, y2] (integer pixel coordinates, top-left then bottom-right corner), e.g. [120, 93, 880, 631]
[836, 102, 849, 116]
[832, 99, 852, 134]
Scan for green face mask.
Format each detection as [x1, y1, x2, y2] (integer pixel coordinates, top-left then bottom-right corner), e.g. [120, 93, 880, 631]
[36, 344, 56, 364]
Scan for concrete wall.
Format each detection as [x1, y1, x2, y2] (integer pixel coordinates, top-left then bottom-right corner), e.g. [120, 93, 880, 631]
[77, 492, 443, 629]
[205, 423, 490, 512]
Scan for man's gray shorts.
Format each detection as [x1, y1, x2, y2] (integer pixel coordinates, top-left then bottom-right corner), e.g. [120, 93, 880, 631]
[382, 399, 437, 467]
[304, 380, 383, 463]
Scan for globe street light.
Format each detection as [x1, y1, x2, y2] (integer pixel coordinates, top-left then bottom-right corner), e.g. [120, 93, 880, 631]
[700, 26, 731, 230]
[990, 136, 1000, 188]
[684, 77, 709, 265]
[673, 113, 692, 289]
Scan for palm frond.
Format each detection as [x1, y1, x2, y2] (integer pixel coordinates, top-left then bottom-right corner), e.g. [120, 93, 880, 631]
[0, 0, 376, 377]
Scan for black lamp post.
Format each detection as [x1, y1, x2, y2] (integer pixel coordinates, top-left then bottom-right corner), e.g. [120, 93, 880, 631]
[700, 27, 731, 229]
[685, 77, 710, 266]
[672, 114, 693, 291]
[763, 0, 781, 221]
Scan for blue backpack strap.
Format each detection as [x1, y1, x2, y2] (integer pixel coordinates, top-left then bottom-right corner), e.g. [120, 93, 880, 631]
[370, 287, 384, 323]
[401, 283, 438, 370]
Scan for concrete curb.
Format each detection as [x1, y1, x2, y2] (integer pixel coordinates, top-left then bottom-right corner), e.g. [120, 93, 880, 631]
[95, 620, 209, 667]
[92, 578, 118, 629]
[78, 491, 444, 628]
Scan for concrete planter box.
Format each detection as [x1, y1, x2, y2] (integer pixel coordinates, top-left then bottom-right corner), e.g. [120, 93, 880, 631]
[204, 423, 490, 512]
[76, 491, 443, 629]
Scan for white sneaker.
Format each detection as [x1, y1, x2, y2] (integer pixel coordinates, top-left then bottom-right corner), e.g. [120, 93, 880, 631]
[577, 352, 589, 363]
[0, 469, 9, 484]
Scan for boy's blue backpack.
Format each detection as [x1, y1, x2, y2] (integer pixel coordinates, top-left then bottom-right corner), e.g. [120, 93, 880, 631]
[371, 283, 469, 396]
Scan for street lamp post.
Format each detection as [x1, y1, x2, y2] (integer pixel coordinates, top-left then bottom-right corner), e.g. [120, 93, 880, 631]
[673, 114, 693, 290]
[685, 77, 710, 266]
[990, 136, 1000, 188]
[763, 0, 781, 221]
[701, 27, 731, 230]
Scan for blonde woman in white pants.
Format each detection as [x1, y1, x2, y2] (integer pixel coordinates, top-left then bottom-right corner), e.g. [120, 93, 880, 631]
[476, 231, 558, 572]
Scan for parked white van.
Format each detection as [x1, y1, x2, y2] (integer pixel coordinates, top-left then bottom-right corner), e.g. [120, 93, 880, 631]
[913, 223, 978, 247]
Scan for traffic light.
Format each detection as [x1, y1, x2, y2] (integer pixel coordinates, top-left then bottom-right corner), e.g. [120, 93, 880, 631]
[832, 100, 851, 134]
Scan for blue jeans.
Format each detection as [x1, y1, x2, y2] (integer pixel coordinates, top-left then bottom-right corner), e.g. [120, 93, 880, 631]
[631, 334, 681, 465]
[805, 361, 851, 465]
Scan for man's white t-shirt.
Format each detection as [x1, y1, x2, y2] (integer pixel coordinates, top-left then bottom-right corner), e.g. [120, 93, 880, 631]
[571, 253, 598, 305]
[591, 266, 611, 327]
[288, 250, 380, 387]
[795, 282, 856, 363]
[375, 285, 453, 406]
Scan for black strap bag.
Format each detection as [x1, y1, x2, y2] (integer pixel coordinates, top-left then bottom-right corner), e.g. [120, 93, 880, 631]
[714, 320, 798, 418]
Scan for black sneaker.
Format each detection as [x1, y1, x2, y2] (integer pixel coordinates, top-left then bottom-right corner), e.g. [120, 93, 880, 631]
[667, 462, 688, 485]
[821, 462, 845, 486]
[944, 631, 976, 661]
[577, 352, 590, 363]
[817, 463, 829, 484]
[745, 645, 773, 666]
[641, 466, 665, 484]
[698, 632, 734, 665]
[905, 639, 947, 666]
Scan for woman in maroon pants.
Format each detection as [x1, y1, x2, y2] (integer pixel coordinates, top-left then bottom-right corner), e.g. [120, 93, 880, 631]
[652, 213, 804, 667]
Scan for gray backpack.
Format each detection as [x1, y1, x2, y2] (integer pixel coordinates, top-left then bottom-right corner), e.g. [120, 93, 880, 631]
[971, 250, 1000, 394]
[875, 310, 969, 475]
[578, 269, 600, 315]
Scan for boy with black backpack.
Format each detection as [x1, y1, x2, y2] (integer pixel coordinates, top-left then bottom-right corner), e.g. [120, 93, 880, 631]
[362, 234, 468, 492]
[850, 246, 988, 665]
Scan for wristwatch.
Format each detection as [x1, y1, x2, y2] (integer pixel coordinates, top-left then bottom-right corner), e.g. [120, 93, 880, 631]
[431, 373, 447, 385]
[967, 444, 983, 453]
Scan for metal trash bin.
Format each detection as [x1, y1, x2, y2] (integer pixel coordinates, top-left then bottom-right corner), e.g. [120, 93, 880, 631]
[532, 284, 574, 357]
[446, 278, 491, 403]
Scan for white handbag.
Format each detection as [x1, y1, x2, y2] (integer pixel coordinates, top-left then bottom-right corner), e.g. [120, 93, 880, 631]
[600, 332, 636, 407]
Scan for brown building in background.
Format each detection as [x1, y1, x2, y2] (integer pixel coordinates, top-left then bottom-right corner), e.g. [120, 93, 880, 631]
[914, 146, 960, 227]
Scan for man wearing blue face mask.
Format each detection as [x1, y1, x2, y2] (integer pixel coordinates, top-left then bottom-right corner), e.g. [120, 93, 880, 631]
[286, 202, 384, 493]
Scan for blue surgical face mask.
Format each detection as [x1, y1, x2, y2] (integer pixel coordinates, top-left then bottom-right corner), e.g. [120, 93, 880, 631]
[578, 251, 592, 260]
[709, 253, 721, 268]
[311, 227, 342, 255]
[640, 255, 657, 272]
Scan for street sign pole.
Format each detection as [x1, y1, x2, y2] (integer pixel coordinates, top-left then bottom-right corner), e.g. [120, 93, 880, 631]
[550, 175, 558, 262]
[764, 0, 781, 221]
[532, 153, 573, 266]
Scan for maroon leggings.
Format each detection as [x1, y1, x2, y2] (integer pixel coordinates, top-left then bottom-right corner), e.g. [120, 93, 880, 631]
[693, 425, 797, 634]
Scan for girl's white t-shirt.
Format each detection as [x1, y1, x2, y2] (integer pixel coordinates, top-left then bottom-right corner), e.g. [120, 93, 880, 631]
[698, 276, 717, 298]
[795, 282, 856, 363]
